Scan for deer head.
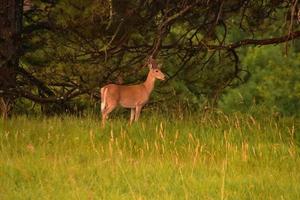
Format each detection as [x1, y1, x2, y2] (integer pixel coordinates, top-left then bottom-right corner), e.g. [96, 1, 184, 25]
[147, 56, 165, 81]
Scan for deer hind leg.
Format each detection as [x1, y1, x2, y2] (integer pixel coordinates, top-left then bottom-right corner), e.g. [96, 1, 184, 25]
[101, 88, 117, 127]
[101, 104, 116, 127]
[102, 104, 114, 127]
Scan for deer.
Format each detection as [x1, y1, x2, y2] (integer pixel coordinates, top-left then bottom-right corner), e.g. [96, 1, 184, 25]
[100, 57, 166, 127]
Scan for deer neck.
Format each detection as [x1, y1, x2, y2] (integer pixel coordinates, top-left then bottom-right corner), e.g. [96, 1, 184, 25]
[143, 72, 156, 94]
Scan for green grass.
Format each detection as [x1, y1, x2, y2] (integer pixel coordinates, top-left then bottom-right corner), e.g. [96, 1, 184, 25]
[0, 113, 300, 199]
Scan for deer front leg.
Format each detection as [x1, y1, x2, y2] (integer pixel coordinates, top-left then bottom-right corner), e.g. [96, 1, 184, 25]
[129, 108, 135, 125]
[134, 105, 142, 122]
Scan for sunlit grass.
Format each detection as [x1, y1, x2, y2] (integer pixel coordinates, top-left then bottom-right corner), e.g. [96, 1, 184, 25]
[0, 113, 299, 199]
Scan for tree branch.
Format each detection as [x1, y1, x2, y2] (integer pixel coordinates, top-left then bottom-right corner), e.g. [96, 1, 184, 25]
[206, 30, 300, 50]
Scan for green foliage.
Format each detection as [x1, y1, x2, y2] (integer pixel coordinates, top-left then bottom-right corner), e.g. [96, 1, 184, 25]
[0, 114, 299, 199]
[220, 45, 300, 117]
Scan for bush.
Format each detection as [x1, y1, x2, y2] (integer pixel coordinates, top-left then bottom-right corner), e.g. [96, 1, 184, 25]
[220, 45, 300, 117]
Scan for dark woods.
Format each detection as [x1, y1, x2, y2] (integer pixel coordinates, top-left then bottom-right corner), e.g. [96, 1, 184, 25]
[1, 0, 300, 117]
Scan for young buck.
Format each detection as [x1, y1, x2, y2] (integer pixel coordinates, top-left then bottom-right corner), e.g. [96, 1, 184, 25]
[100, 57, 165, 127]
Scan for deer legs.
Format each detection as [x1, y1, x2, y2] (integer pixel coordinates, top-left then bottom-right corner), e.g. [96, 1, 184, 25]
[129, 105, 142, 125]
[130, 108, 135, 125]
[102, 104, 143, 127]
[135, 105, 142, 121]
[101, 104, 116, 127]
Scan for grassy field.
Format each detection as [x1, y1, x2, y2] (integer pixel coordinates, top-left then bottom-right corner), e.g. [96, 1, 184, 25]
[0, 112, 300, 200]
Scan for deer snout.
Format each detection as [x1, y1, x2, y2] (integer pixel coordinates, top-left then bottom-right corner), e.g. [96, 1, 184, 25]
[159, 74, 166, 81]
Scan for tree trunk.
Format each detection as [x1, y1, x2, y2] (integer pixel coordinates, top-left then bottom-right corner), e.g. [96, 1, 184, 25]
[0, 0, 22, 118]
[0, 97, 12, 119]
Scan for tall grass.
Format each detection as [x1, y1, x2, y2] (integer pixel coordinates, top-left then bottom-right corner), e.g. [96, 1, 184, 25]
[0, 112, 299, 199]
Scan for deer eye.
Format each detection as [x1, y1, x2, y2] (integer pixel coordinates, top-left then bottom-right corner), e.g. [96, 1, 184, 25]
[155, 70, 158, 72]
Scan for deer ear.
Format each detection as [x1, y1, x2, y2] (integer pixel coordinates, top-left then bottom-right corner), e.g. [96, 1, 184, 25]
[148, 63, 153, 69]
[148, 56, 153, 64]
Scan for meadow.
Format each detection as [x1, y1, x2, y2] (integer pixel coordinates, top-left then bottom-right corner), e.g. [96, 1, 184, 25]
[0, 112, 299, 200]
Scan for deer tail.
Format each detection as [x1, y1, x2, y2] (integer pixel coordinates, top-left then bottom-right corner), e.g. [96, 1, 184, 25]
[100, 87, 108, 112]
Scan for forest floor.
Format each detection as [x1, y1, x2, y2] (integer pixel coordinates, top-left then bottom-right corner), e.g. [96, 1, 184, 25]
[0, 113, 300, 199]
